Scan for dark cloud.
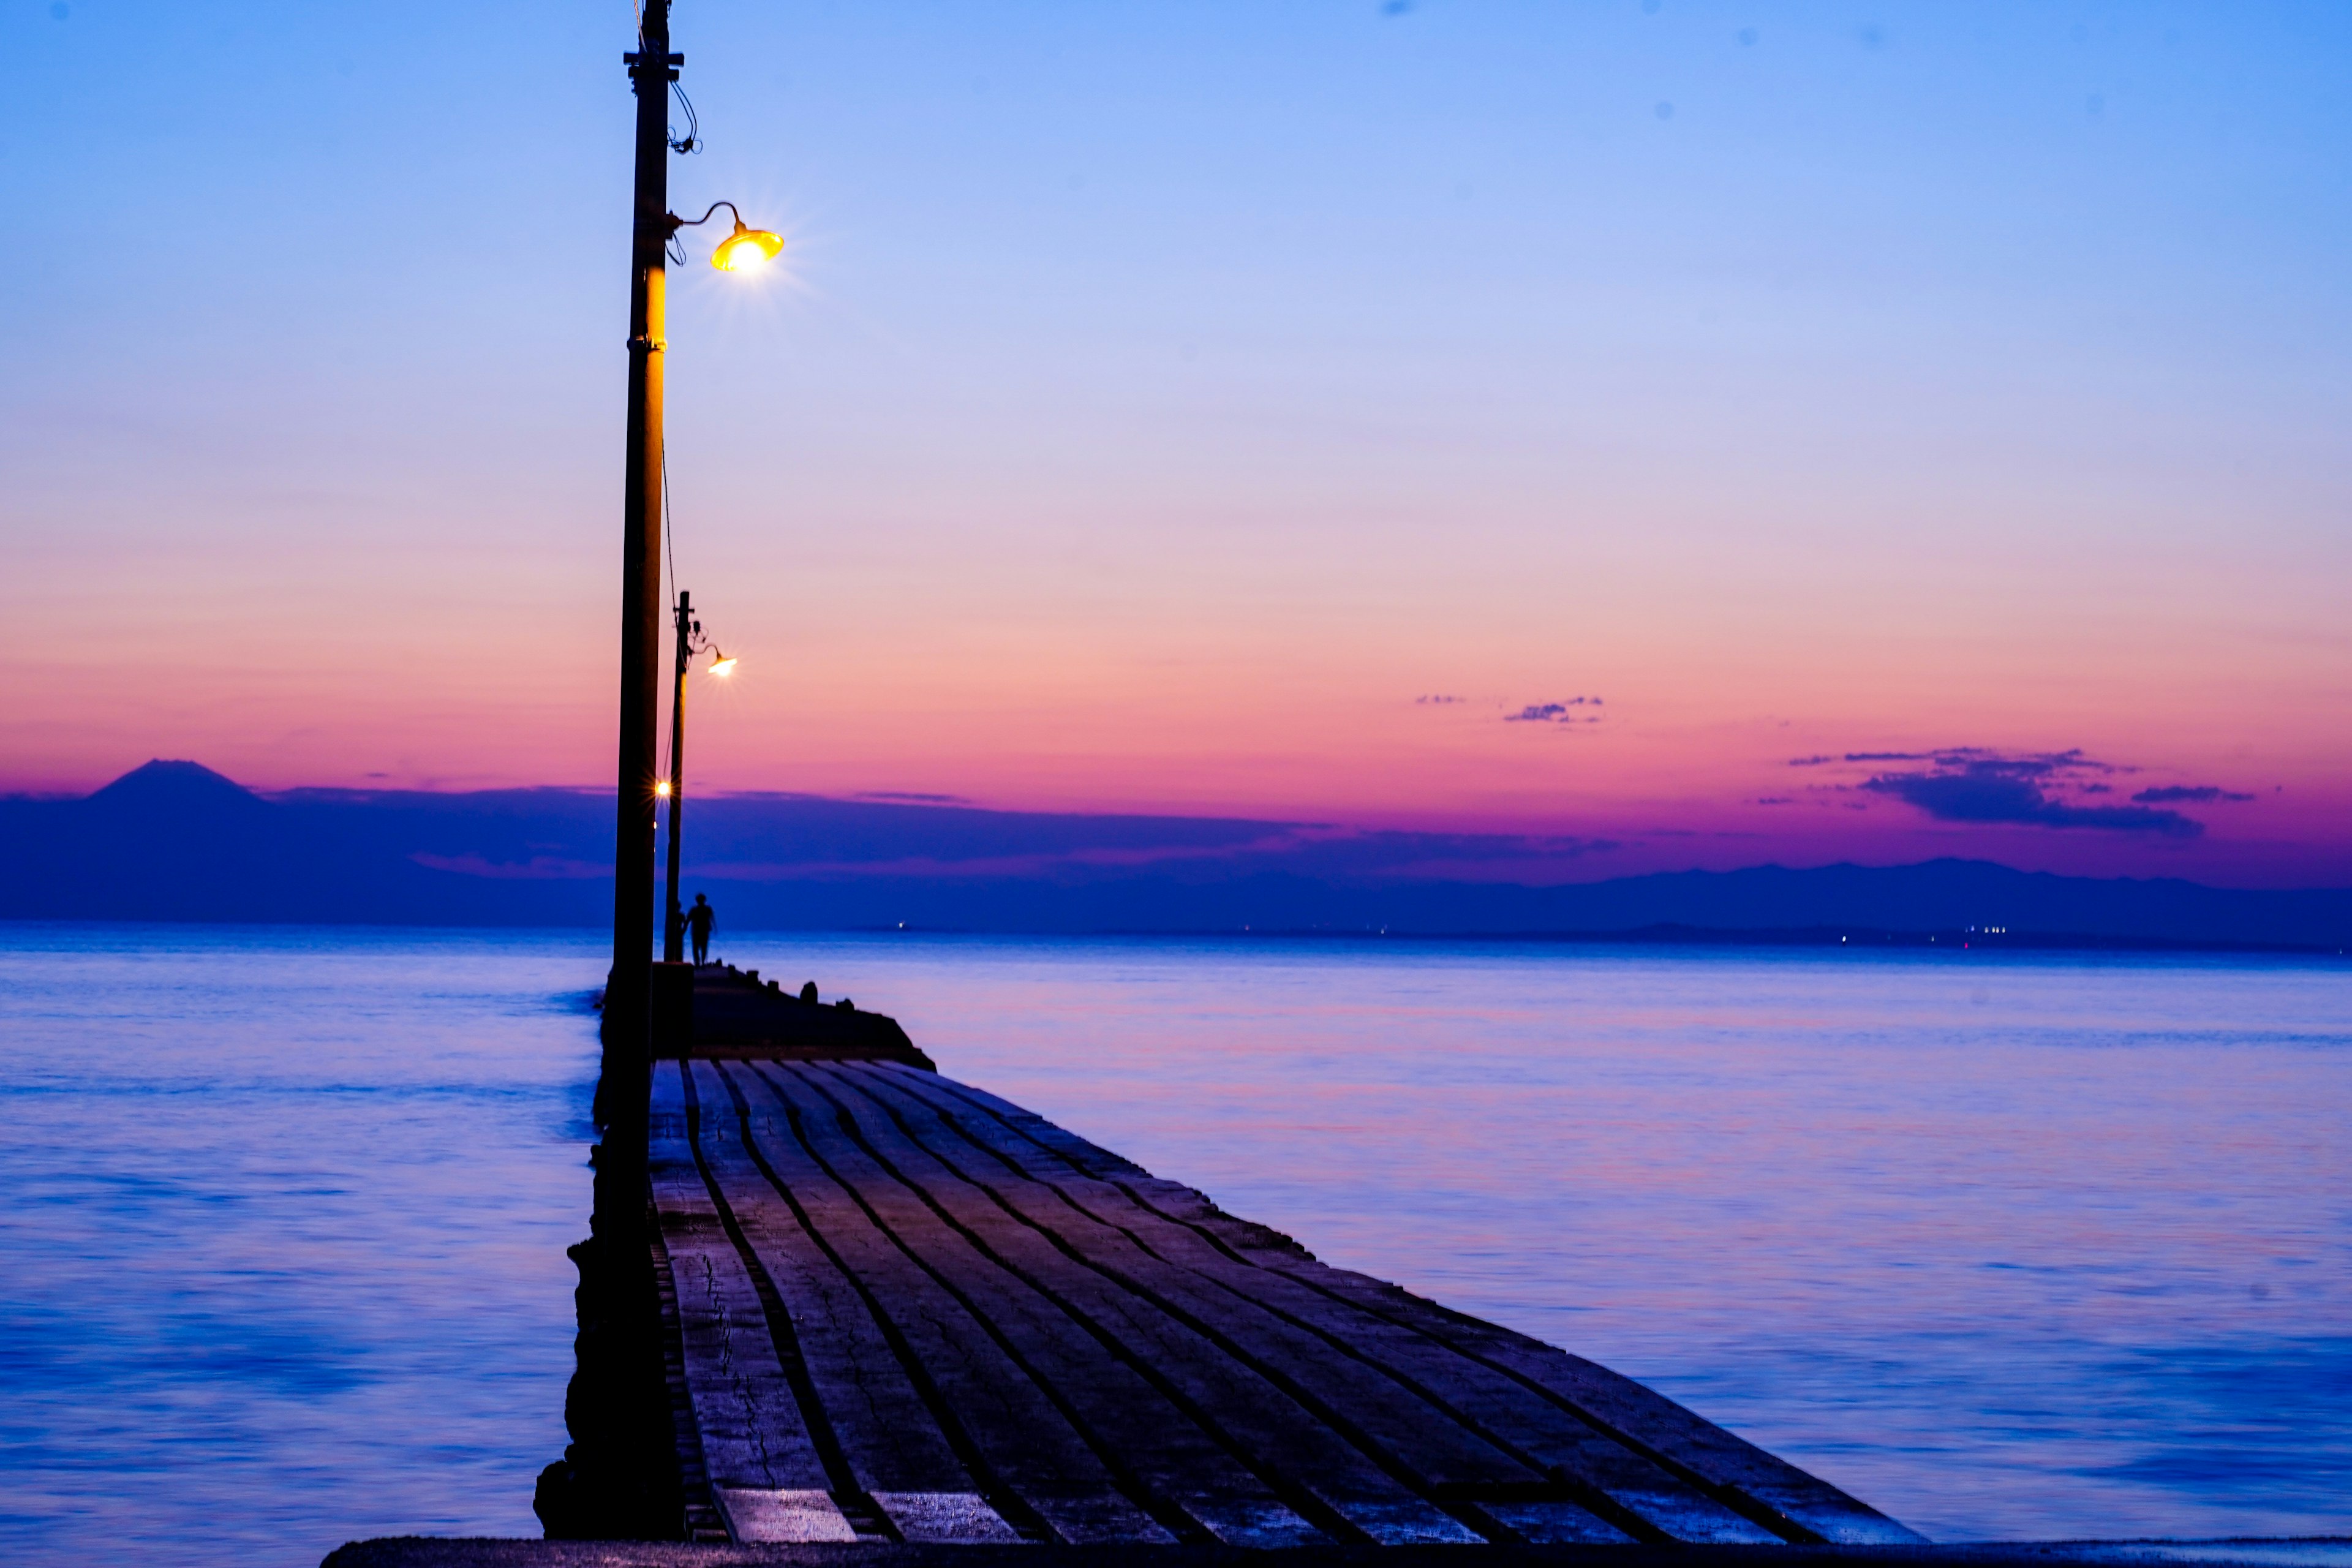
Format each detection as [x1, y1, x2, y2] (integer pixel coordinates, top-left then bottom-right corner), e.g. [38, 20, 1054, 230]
[1786, 747, 2234, 834]
[853, 790, 971, 805]
[1415, 694, 1464, 706]
[1506, 698, 1604, 724]
[1861, 769, 2200, 837]
[1948, 749, 2117, 780]
[1839, 748, 2121, 778]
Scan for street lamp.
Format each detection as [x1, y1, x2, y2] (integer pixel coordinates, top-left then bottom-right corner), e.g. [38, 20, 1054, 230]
[679, 201, 785, 273]
[661, 589, 733, 964]
[573, 10, 777, 1538]
[605, 0, 782, 1060]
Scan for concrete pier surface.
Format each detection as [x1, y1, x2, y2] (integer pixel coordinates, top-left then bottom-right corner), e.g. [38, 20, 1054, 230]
[631, 1057, 1919, 1550]
[371, 993, 2340, 1563]
[324, 1534, 2352, 1567]
[650, 965, 933, 1067]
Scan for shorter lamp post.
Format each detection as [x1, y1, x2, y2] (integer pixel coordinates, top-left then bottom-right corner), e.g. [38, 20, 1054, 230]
[609, 187, 781, 989]
[660, 589, 735, 963]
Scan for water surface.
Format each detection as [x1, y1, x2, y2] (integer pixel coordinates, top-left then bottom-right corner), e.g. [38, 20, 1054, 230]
[0, 928, 595, 1568]
[2, 927, 2346, 1564]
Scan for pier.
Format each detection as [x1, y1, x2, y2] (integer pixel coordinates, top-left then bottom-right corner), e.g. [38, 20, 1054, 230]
[635, 1030, 1923, 1550]
[656, 963, 935, 1068]
[327, 996, 2352, 1567]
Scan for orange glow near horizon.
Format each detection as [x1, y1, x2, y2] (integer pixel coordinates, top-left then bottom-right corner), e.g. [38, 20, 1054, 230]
[6, 595, 2342, 889]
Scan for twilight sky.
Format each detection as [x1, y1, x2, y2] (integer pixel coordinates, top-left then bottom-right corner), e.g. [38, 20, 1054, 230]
[3, 1, 2347, 885]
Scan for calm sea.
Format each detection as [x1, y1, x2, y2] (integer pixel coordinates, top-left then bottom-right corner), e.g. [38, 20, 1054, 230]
[1, 926, 2346, 1566]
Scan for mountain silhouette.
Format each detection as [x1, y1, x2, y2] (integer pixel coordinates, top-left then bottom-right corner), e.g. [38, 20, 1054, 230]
[2, 761, 2346, 948]
[87, 758, 265, 809]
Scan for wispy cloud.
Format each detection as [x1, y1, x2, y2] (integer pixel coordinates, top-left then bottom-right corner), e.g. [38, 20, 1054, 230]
[1415, 694, 1465, 706]
[853, 790, 971, 805]
[1506, 696, 1604, 725]
[1797, 748, 2116, 774]
[2133, 785, 2255, 804]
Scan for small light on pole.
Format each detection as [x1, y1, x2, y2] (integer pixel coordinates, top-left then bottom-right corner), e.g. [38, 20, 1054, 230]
[662, 590, 738, 963]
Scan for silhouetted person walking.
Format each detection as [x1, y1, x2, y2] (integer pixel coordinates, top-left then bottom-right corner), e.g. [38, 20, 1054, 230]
[686, 893, 715, 966]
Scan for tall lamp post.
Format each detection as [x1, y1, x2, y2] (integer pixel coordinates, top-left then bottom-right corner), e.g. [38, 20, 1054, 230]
[557, 5, 783, 1539]
[660, 589, 735, 963]
[603, 0, 780, 1063]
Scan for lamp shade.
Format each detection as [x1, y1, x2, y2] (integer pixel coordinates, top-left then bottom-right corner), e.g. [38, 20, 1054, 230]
[710, 220, 784, 273]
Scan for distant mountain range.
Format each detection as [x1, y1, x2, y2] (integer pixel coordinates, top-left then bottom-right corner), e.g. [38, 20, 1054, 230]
[4, 760, 2348, 950]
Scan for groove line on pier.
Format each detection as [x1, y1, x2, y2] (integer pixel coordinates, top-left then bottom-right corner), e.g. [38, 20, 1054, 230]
[646, 1069, 830, 1502]
[731, 1061, 1189, 1545]
[865, 1065, 1814, 1543]
[643, 1174, 725, 1540]
[782, 1062, 1387, 1547]
[873, 1061, 1887, 1547]
[818, 1063, 1663, 1545]
[916, 1104, 1727, 1541]
[1090, 1168, 1837, 1542]
[781, 1068, 1477, 1545]
[676, 1064, 886, 1540]
[704, 1062, 1056, 1542]
[774, 1061, 1321, 1545]
[645, 1055, 1923, 1550]
[780, 1063, 1520, 1544]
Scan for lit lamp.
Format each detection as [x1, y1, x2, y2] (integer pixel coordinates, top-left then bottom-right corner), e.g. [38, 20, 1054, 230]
[710, 221, 784, 273]
[671, 201, 785, 274]
[661, 590, 737, 963]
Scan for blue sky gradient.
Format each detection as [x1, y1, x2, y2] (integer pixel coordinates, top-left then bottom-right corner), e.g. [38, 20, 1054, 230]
[5, 1, 2346, 882]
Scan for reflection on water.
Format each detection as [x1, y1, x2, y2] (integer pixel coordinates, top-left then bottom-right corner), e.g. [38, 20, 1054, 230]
[1, 927, 2346, 1563]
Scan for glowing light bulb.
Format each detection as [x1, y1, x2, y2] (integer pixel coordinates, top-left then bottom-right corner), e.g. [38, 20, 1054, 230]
[711, 219, 784, 273]
[707, 650, 737, 677]
[654, 779, 671, 797]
